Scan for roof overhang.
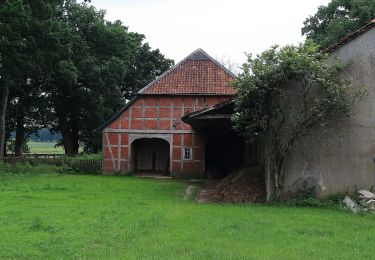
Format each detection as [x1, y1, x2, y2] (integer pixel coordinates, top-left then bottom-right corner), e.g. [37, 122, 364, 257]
[182, 99, 234, 132]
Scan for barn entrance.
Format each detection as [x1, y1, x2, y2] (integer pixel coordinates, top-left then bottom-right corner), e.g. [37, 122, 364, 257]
[131, 138, 170, 175]
[205, 132, 244, 178]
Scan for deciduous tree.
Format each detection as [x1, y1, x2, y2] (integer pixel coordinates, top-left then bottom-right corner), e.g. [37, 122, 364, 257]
[302, 0, 375, 49]
[0, 0, 32, 157]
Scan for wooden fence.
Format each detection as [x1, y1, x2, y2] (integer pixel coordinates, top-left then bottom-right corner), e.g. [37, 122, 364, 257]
[1, 156, 102, 174]
[6, 153, 66, 159]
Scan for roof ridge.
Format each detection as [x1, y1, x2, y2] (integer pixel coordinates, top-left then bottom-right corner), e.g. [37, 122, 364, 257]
[324, 18, 375, 53]
[138, 48, 236, 94]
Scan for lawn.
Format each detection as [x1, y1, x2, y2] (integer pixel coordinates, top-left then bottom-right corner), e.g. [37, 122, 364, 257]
[27, 141, 87, 155]
[0, 171, 374, 259]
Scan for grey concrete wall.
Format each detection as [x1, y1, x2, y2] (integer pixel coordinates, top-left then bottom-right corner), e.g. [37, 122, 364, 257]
[282, 28, 375, 197]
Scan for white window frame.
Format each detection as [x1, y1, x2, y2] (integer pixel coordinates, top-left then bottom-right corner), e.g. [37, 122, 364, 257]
[182, 147, 193, 161]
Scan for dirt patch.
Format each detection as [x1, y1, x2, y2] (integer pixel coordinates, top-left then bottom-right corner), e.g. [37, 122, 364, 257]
[215, 166, 266, 203]
[197, 180, 220, 203]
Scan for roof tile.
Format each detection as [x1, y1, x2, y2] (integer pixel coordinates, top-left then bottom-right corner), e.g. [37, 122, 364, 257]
[139, 49, 236, 95]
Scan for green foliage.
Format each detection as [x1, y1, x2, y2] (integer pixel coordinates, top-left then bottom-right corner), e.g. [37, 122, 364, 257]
[72, 153, 101, 160]
[302, 0, 375, 49]
[0, 174, 374, 258]
[0, 158, 101, 175]
[60, 158, 101, 175]
[6, 139, 30, 154]
[0, 162, 60, 177]
[233, 41, 363, 196]
[0, 0, 173, 156]
[282, 191, 348, 209]
[43, 2, 173, 154]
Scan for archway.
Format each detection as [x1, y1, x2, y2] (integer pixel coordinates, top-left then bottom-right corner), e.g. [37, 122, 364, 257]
[131, 138, 170, 174]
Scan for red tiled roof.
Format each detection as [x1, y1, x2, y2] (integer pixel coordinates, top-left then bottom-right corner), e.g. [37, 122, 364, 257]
[138, 49, 236, 95]
[324, 19, 375, 53]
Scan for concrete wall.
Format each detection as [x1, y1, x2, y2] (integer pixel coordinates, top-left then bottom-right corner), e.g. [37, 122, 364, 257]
[102, 95, 231, 177]
[282, 28, 375, 196]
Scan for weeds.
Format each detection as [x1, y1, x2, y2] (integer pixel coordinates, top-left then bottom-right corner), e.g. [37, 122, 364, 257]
[0, 162, 61, 176]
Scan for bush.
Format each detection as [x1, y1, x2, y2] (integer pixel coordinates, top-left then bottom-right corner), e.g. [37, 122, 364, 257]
[277, 193, 348, 209]
[6, 140, 30, 154]
[60, 159, 101, 175]
[0, 162, 61, 182]
[0, 157, 102, 176]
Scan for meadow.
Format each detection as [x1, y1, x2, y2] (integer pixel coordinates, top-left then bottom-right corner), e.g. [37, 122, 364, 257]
[0, 164, 374, 259]
[27, 141, 65, 154]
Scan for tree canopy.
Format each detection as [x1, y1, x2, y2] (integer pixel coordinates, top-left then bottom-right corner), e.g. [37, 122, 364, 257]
[302, 0, 375, 49]
[232, 41, 363, 198]
[0, 0, 173, 156]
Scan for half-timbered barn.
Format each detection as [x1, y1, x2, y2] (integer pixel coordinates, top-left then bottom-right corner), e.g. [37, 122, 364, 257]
[99, 49, 245, 177]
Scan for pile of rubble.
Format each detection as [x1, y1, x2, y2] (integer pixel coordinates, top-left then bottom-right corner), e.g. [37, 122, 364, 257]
[343, 190, 375, 213]
[215, 166, 266, 203]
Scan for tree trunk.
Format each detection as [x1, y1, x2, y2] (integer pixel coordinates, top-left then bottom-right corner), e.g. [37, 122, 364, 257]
[58, 115, 79, 156]
[71, 127, 79, 154]
[14, 119, 25, 157]
[61, 128, 76, 156]
[264, 131, 276, 201]
[0, 84, 9, 159]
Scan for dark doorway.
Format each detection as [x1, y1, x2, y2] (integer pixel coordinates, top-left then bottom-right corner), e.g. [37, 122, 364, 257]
[132, 138, 170, 174]
[205, 132, 244, 178]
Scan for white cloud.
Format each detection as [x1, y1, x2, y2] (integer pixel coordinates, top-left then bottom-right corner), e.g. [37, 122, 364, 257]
[90, 0, 331, 65]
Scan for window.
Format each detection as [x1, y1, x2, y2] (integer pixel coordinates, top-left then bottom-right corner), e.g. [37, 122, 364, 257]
[182, 147, 193, 160]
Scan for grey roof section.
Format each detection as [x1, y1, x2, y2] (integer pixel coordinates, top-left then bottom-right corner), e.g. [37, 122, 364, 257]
[138, 48, 236, 94]
[186, 50, 211, 60]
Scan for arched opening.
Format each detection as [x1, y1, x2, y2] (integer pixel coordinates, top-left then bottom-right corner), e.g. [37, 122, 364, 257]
[131, 138, 170, 175]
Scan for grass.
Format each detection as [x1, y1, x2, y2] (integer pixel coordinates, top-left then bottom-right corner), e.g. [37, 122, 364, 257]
[27, 141, 65, 154]
[26, 141, 90, 156]
[0, 167, 374, 258]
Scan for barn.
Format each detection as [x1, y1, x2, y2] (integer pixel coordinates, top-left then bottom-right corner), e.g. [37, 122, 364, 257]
[99, 49, 256, 178]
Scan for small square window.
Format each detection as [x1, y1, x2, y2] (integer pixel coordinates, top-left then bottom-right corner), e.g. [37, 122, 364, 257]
[182, 147, 193, 160]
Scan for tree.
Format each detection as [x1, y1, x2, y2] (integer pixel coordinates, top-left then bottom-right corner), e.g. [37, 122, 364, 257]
[1, 0, 173, 157]
[45, 2, 173, 154]
[232, 41, 363, 199]
[0, 0, 32, 158]
[123, 40, 174, 100]
[1, 0, 67, 157]
[215, 55, 239, 75]
[302, 0, 375, 49]
[6, 78, 48, 156]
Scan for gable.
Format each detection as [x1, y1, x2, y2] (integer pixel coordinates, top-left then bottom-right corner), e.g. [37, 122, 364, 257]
[99, 49, 236, 131]
[138, 49, 236, 95]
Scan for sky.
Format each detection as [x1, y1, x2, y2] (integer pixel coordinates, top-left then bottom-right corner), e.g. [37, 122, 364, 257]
[90, 0, 331, 67]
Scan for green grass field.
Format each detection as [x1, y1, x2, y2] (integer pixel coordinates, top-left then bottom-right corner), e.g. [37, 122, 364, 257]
[27, 141, 65, 154]
[0, 169, 374, 259]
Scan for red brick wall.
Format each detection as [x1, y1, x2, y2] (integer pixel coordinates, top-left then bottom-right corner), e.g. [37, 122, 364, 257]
[102, 95, 231, 177]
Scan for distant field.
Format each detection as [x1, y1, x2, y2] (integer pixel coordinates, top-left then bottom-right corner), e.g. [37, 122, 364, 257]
[27, 141, 65, 154]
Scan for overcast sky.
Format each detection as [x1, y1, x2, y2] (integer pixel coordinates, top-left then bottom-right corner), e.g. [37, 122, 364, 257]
[90, 0, 331, 67]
